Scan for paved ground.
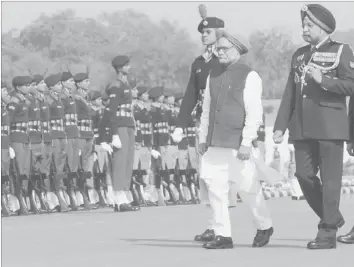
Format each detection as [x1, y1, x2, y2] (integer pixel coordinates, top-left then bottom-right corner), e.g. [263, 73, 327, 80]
[2, 197, 354, 267]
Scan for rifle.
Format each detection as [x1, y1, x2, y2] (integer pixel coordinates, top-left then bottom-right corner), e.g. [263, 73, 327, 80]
[131, 160, 148, 206]
[185, 157, 199, 204]
[162, 163, 179, 204]
[173, 159, 187, 204]
[93, 150, 109, 207]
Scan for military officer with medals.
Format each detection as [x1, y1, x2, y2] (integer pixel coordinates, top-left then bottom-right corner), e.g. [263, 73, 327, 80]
[45, 73, 70, 212]
[99, 55, 139, 212]
[8, 76, 33, 215]
[273, 4, 354, 249]
[1, 82, 17, 216]
[74, 71, 99, 210]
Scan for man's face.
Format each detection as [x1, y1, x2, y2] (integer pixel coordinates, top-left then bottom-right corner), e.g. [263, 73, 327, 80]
[131, 87, 138, 98]
[52, 82, 63, 93]
[216, 37, 240, 65]
[140, 92, 149, 102]
[302, 16, 323, 44]
[18, 84, 33, 95]
[36, 80, 48, 93]
[77, 79, 90, 91]
[1, 87, 11, 103]
[157, 95, 165, 103]
[94, 97, 102, 106]
[62, 78, 76, 91]
[120, 64, 131, 75]
[201, 28, 217, 46]
[166, 96, 175, 105]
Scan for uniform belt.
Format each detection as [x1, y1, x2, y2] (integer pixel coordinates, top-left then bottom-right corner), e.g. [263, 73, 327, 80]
[10, 122, 28, 133]
[116, 110, 133, 117]
[78, 120, 92, 131]
[1, 125, 10, 136]
[42, 121, 50, 133]
[50, 119, 64, 131]
[28, 120, 42, 132]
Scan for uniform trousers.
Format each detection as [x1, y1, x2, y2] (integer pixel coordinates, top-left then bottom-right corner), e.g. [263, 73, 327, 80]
[112, 127, 135, 205]
[52, 139, 67, 190]
[294, 140, 344, 232]
[30, 143, 52, 175]
[94, 144, 111, 184]
[201, 147, 272, 237]
[11, 142, 30, 177]
[1, 149, 10, 177]
[78, 138, 94, 187]
[66, 138, 80, 173]
[160, 145, 179, 170]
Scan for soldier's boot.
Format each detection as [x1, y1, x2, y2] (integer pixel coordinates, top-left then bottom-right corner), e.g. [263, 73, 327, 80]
[1, 176, 15, 217]
[130, 184, 143, 207]
[54, 178, 70, 212]
[15, 176, 29, 216]
[79, 172, 98, 210]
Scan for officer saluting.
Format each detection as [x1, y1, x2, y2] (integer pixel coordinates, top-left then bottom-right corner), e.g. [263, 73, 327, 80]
[273, 4, 354, 250]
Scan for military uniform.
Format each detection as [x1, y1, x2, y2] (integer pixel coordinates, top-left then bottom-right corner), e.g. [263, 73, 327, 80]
[274, 4, 354, 249]
[45, 74, 70, 212]
[74, 73, 97, 210]
[99, 55, 138, 212]
[8, 76, 33, 215]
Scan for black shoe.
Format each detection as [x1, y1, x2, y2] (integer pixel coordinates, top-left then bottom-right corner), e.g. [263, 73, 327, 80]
[252, 227, 274, 247]
[119, 203, 140, 212]
[307, 238, 336, 249]
[337, 227, 354, 244]
[202, 235, 233, 249]
[194, 229, 215, 242]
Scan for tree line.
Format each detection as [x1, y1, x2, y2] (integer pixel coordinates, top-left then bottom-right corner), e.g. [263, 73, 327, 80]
[2, 9, 354, 99]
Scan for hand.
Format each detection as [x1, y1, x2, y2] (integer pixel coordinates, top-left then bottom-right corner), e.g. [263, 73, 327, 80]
[307, 66, 323, 84]
[151, 149, 161, 159]
[93, 152, 98, 162]
[198, 143, 207, 155]
[347, 142, 354, 156]
[171, 127, 184, 143]
[101, 142, 113, 154]
[237, 145, 252, 161]
[9, 147, 15, 159]
[112, 134, 122, 149]
[252, 139, 258, 148]
[273, 130, 284, 144]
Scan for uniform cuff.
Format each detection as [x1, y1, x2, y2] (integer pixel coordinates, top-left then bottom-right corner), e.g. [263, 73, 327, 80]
[241, 138, 253, 147]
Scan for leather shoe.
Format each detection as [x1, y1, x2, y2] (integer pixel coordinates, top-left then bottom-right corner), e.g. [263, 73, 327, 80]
[119, 203, 140, 212]
[194, 229, 215, 242]
[252, 227, 274, 247]
[307, 238, 336, 250]
[337, 227, 354, 244]
[202, 235, 233, 249]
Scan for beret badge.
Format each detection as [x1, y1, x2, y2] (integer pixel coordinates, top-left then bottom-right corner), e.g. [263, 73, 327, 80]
[302, 5, 308, 12]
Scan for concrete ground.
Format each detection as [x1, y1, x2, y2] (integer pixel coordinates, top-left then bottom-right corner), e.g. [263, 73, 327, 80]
[2, 197, 354, 267]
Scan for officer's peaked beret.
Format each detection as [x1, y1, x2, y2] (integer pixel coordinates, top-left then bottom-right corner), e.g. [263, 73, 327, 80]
[45, 73, 62, 87]
[61, 71, 73, 82]
[197, 4, 224, 33]
[301, 4, 336, 34]
[111, 55, 130, 69]
[148, 86, 164, 99]
[74, 73, 89, 83]
[137, 86, 148, 97]
[32, 74, 44, 85]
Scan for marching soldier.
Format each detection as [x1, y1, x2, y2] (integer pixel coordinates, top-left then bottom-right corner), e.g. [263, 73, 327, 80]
[60, 71, 81, 210]
[8, 76, 33, 215]
[34, 74, 59, 210]
[99, 55, 139, 212]
[1, 82, 17, 216]
[91, 90, 113, 206]
[273, 4, 354, 249]
[45, 73, 70, 212]
[74, 71, 99, 210]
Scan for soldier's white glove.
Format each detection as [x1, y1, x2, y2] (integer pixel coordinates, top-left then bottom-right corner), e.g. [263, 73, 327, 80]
[172, 127, 184, 143]
[101, 142, 113, 154]
[151, 149, 161, 159]
[112, 134, 122, 149]
[78, 149, 82, 156]
[9, 147, 15, 159]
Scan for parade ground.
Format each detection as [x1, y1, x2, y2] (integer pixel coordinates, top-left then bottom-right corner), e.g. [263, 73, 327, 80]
[2, 197, 354, 267]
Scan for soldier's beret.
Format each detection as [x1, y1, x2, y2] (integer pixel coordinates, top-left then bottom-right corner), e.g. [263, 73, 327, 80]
[45, 73, 62, 87]
[301, 4, 336, 34]
[89, 90, 102, 101]
[32, 74, 44, 85]
[216, 29, 248, 55]
[74, 73, 89, 83]
[111, 55, 130, 69]
[137, 86, 148, 97]
[61, 71, 73, 82]
[12, 76, 33, 88]
[148, 86, 164, 99]
[197, 4, 224, 33]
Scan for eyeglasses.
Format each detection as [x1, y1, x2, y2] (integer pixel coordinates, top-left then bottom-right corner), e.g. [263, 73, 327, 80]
[216, 46, 234, 53]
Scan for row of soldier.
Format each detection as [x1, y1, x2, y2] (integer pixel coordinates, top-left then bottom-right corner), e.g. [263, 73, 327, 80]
[1, 63, 201, 216]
